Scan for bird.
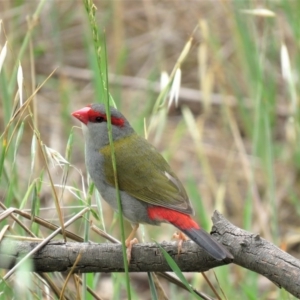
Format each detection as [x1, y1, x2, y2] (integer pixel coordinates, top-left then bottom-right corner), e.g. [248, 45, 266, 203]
[72, 103, 233, 261]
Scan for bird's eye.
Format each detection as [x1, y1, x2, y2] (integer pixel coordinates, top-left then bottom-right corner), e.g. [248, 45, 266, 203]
[95, 116, 104, 123]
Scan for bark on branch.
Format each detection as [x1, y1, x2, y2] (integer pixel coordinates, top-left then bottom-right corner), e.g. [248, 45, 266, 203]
[0, 211, 299, 298]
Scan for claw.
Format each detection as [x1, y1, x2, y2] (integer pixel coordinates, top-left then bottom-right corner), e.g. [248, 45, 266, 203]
[126, 237, 138, 262]
[124, 224, 139, 263]
[173, 231, 188, 255]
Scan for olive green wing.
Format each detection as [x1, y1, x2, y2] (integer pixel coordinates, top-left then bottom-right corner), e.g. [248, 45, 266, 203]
[100, 133, 194, 215]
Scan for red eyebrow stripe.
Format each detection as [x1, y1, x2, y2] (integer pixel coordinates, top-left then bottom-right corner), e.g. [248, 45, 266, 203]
[88, 110, 106, 120]
[111, 116, 124, 127]
[88, 109, 124, 127]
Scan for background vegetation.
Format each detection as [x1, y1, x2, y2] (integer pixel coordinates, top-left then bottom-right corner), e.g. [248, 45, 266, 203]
[0, 0, 300, 299]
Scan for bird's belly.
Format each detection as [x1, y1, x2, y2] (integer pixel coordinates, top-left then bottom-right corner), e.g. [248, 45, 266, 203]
[96, 181, 159, 225]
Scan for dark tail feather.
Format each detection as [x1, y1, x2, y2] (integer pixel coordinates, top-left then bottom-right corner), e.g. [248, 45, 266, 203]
[181, 228, 233, 261]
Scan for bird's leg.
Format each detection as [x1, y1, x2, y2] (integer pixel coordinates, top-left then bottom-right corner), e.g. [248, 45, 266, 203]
[173, 231, 188, 255]
[125, 223, 139, 262]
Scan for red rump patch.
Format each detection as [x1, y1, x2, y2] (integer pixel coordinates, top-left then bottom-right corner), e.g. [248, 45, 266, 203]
[88, 109, 124, 127]
[147, 206, 200, 230]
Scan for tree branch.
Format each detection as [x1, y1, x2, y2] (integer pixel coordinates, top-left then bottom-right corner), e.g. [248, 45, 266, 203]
[0, 211, 299, 298]
[0, 240, 229, 272]
[211, 211, 300, 298]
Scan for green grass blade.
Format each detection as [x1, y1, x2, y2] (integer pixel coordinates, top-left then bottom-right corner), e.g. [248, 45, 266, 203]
[156, 243, 202, 300]
[148, 272, 158, 300]
[82, 1, 132, 298]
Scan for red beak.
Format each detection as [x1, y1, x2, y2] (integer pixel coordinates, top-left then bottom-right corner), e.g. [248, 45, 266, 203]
[71, 106, 91, 125]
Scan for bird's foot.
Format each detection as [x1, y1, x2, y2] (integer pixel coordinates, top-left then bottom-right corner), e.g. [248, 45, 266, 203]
[124, 223, 139, 263]
[173, 231, 188, 255]
[125, 237, 138, 263]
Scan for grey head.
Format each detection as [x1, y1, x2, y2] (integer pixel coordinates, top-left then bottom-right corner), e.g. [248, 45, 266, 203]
[72, 103, 135, 151]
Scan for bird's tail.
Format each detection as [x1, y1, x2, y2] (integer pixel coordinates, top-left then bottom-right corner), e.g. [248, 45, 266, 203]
[181, 227, 233, 261]
[147, 206, 232, 261]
